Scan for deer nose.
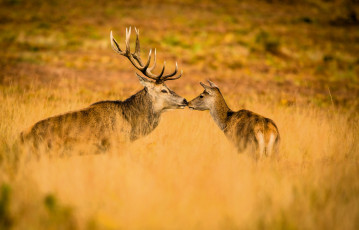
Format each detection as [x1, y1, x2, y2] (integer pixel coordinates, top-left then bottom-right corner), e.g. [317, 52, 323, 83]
[183, 99, 188, 105]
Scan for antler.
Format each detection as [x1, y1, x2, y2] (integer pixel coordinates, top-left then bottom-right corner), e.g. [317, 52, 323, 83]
[110, 27, 183, 83]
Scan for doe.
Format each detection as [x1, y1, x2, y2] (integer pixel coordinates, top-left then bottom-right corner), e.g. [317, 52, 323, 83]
[188, 80, 280, 159]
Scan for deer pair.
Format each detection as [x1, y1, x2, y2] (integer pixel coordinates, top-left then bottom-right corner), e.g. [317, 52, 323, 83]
[21, 28, 280, 159]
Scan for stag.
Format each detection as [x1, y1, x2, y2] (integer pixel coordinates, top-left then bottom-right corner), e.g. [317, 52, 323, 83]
[21, 27, 187, 150]
[188, 80, 280, 159]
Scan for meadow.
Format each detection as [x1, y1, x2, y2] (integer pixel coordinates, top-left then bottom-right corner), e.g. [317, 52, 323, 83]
[0, 0, 359, 229]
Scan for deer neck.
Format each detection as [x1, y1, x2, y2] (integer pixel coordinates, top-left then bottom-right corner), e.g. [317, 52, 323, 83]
[122, 88, 161, 140]
[209, 96, 231, 131]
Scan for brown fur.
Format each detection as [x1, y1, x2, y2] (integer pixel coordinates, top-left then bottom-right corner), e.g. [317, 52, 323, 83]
[21, 86, 184, 150]
[188, 81, 280, 158]
[224, 110, 280, 156]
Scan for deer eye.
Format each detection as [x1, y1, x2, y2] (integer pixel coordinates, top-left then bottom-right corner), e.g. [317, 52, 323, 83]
[200, 95, 204, 98]
[161, 89, 168, 93]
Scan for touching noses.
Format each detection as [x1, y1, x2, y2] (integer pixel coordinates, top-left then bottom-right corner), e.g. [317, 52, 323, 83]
[183, 98, 188, 106]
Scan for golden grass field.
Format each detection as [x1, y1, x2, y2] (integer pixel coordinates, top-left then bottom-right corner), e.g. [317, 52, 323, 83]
[1, 0, 359, 229]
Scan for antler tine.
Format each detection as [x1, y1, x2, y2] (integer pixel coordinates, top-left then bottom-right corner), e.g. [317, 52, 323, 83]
[132, 27, 143, 65]
[110, 31, 124, 54]
[148, 48, 157, 72]
[125, 27, 131, 54]
[153, 61, 166, 79]
[143, 49, 152, 70]
[134, 27, 140, 55]
[163, 69, 183, 81]
[161, 62, 178, 80]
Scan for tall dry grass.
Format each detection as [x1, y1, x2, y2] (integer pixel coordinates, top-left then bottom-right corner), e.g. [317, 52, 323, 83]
[0, 84, 359, 230]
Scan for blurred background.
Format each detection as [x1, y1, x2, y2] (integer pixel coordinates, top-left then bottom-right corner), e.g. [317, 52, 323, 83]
[1, 0, 358, 107]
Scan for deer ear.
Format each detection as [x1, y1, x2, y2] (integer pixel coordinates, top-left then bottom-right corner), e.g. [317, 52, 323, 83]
[207, 79, 218, 88]
[200, 82, 213, 94]
[136, 73, 154, 88]
[200, 82, 210, 90]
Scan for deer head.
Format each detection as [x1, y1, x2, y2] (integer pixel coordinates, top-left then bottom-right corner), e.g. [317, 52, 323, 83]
[111, 27, 187, 112]
[188, 80, 223, 111]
